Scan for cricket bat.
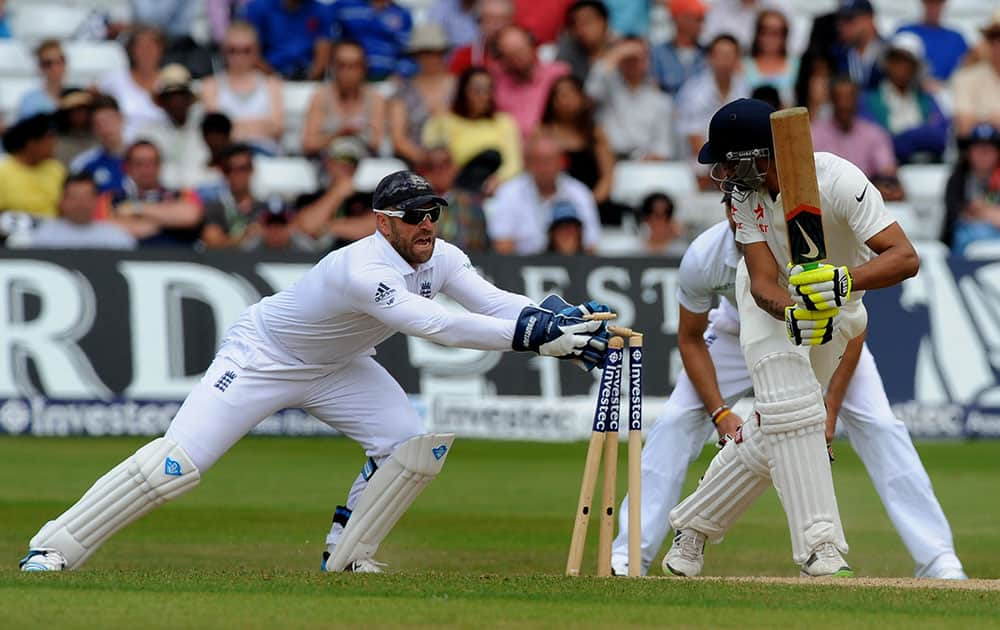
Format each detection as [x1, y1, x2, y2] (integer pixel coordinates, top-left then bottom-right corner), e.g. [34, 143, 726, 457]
[770, 107, 826, 269]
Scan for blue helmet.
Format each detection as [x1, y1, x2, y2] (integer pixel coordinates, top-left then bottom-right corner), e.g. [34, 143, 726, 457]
[697, 98, 776, 165]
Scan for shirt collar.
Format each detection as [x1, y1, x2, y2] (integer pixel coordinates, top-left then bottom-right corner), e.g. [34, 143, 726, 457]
[372, 229, 439, 275]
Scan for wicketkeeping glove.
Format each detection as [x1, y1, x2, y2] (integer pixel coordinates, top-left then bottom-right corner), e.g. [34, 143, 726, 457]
[785, 305, 837, 346]
[513, 305, 609, 370]
[537, 295, 611, 370]
[788, 263, 852, 311]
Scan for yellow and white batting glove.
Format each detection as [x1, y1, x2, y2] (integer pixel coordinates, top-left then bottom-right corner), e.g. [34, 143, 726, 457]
[785, 305, 837, 346]
[788, 263, 852, 311]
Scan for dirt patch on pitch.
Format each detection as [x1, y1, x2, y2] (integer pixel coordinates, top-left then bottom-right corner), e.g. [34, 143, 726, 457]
[688, 576, 1000, 591]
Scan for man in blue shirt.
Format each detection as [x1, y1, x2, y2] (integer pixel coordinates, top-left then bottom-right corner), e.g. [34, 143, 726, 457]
[896, 0, 968, 82]
[241, 0, 331, 80]
[328, 0, 414, 81]
[70, 95, 126, 195]
[651, 0, 707, 95]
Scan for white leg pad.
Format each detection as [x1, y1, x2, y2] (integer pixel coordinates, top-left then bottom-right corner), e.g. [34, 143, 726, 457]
[29, 437, 200, 569]
[753, 352, 847, 564]
[669, 419, 771, 543]
[325, 433, 455, 572]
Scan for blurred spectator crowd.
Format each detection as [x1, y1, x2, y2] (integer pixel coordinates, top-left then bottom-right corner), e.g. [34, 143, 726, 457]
[0, 0, 998, 257]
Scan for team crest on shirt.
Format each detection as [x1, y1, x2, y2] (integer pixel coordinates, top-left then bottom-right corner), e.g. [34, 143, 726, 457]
[420, 281, 432, 298]
[374, 282, 397, 306]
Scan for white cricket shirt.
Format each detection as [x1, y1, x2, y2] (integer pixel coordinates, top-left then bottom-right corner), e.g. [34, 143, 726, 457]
[238, 231, 533, 366]
[732, 152, 895, 306]
[676, 220, 741, 331]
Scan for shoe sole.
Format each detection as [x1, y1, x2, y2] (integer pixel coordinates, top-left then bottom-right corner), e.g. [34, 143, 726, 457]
[800, 567, 854, 578]
[665, 562, 697, 577]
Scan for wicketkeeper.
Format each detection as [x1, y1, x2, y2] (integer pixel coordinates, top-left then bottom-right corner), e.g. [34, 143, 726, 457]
[19, 171, 611, 573]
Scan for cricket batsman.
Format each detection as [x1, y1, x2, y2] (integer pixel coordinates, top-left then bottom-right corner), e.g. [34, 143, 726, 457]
[610, 210, 965, 579]
[663, 98, 922, 577]
[19, 171, 611, 573]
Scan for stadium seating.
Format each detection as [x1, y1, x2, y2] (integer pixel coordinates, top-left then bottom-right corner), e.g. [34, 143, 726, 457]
[0, 39, 38, 79]
[251, 156, 318, 200]
[8, 4, 91, 43]
[280, 82, 320, 156]
[898, 163, 950, 241]
[610, 161, 698, 209]
[354, 157, 408, 193]
[64, 41, 128, 86]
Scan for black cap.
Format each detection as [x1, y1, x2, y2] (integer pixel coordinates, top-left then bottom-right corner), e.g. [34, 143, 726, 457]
[697, 98, 776, 164]
[373, 170, 448, 211]
[960, 122, 1000, 149]
[838, 0, 874, 18]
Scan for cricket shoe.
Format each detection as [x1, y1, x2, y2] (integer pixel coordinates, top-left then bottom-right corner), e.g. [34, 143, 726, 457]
[921, 553, 967, 580]
[800, 543, 853, 577]
[321, 552, 386, 573]
[610, 555, 630, 577]
[19, 549, 66, 572]
[662, 529, 706, 577]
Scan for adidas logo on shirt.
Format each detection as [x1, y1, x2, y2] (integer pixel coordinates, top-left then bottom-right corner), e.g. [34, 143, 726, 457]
[374, 282, 396, 306]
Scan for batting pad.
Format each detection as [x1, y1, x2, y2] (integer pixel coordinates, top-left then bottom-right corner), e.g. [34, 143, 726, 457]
[325, 433, 455, 572]
[753, 352, 847, 564]
[29, 437, 200, 569]
[669, 419, 771, 543]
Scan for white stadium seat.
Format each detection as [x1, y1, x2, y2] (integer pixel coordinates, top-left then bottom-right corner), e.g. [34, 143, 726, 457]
[9, 4, 91, 43]
[64, 41, 128, 86]
[0, 39, 38, 79]
[251, 156, 319, 200]
[898, 163, 950, 241]
[354, 157, 408, 193]
[280, 82, 319, 155]
[610, 160, 698, 208]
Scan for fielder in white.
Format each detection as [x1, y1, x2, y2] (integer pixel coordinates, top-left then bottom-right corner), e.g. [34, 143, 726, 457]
[18, 171, 610, 573]
[610, 218, 966, 579]
[662, 98, 928, 577]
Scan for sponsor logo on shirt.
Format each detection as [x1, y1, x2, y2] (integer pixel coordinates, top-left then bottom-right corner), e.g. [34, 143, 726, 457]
[374, 282, 396, 306]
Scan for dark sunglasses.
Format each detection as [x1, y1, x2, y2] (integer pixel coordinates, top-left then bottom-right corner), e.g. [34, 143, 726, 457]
[376, 206, 442, 224]
[225, 46, 254, 55]
[40, 56, 65, 68]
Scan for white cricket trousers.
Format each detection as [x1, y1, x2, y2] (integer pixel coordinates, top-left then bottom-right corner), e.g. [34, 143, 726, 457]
[611, 326, 960, 576]
[164, 326, 424, 534]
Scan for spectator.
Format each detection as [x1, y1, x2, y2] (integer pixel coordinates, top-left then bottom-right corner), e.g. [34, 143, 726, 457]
[702, 0, 792, 53]
[586, 37, 673, 161]
[744, 9, 797, 106]
[492, 25, 571, 137]
[14, 173, 136, 250]
[636, 191, 685, 256]
[513, 0, 573, 45]
[794, 47, 834, 119]
[861, 32, 948, 164]
[97, 140, 204, 247]
[129, 0, 211, 77]
[0, 0, 10, 38]
[429, 0, 479, 50]
[540, 75, 616, 221]
[952, 10, 1000, 137]
[71, 95, 128, 195]
[240, 0, 331, 80]
[196, 112, 236, 201]
[751, 84, 781, 110]
[546, 201, 585, 255]
[17, 40, 67, 120]
[488, 132, 601, 254]
[137, 64, 212, 190]
[832, 0, 884, 90]
[450, 0, 513, 76]
[676, 34, 749, 186]
[302, 41, 386, 155]
[423, 66, 523, 188]
[417, 146, 490, 251]
[651, 0, 708, 96]
[328, 0, 414, 81]
[0, 114, 65, 219]
[208, 0, 253, 44]
[556, 0, 615, 82]
[388, 23, 456, 166]
[293, 136, 376, 248]
[54, 90, 96, 166]
[897, 0, 968, 83]
[603, 0, 651, 37]
[812, 75, 903, 201]
[98, 25, 169, 141]
[200, 143, 269, 248]
[247, 197, 320, 251]
[942, 123, 1000, 253]
[202, 21, 284, 156]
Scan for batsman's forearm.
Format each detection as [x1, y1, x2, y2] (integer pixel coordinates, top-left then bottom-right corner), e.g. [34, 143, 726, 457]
[850, 245, 920, 291]
[751, 280, 794, 320]
[678, 336, 725, 415]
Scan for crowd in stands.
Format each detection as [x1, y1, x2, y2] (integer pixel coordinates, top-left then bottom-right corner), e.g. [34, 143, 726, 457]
[0, 0, 998, 257]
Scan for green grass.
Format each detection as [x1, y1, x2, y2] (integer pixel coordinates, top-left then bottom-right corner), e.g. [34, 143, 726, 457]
[2, 437, 999, 628]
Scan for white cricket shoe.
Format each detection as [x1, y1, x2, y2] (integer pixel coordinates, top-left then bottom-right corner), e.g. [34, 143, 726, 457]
[321, 551, 386, 573]
[921, 553, 967, 579]
[610, 555, 629, 577]
[19, 549, 66, 572]
[662, 529, 706, 577]
[800, 542, 853, 577]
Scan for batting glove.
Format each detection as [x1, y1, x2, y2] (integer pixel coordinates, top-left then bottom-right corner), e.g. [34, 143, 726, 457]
[785, 305, 837, 346]
[788, 263, 852, 311]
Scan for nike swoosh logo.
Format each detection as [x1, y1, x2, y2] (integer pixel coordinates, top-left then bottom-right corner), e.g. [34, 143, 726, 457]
[855, 184, 868, 203]
[797, 223, 820, 259]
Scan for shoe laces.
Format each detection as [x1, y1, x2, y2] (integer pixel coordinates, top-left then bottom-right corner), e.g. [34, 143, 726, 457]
[813, 542, 840, 561]
[674, 530, 705, 562]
